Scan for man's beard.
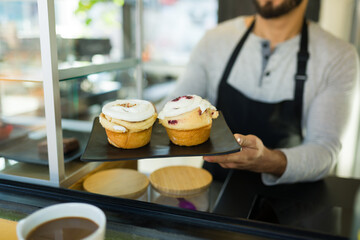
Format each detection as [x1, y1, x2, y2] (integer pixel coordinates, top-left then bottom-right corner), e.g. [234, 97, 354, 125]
[253, 0, 303, 19]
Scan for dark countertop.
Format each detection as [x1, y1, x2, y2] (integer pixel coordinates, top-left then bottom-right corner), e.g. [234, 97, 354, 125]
[0, 177, 349, 240]
[213, 170, 360, 238]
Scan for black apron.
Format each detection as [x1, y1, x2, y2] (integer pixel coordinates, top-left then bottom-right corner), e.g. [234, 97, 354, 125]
[204, 19, 309, 181]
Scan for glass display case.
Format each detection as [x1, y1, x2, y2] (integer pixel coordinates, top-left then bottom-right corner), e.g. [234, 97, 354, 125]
[0, 80, 49, 181]
[0, 0, 141, 187]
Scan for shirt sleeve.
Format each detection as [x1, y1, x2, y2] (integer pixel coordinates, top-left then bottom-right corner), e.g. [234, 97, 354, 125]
[262, 45, 360, 186]
[157, 32, 210, 109]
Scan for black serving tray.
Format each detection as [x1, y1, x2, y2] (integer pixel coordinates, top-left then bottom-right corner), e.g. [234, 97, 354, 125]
[0, 129, 89, 165]
[81, 112, 240, 162]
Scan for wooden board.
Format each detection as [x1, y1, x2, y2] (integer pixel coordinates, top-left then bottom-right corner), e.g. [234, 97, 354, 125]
[68, 161, 137, 191]
[149, 166, 212, 197]
[83, 169, 149, 199]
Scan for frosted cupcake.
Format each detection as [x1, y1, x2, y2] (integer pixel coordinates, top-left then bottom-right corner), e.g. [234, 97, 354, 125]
[99, 99, 157, 149]
[158, 95, 218, 146]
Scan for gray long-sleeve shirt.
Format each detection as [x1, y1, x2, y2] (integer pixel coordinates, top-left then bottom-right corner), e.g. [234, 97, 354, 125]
[163, 16, 359, 185]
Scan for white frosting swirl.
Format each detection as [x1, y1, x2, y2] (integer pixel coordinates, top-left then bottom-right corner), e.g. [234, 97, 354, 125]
[158, 95, 216, 119]
[102, 99, 155, 122]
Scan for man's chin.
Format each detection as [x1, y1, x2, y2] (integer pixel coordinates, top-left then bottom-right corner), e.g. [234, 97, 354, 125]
[253, 0, 303, 19]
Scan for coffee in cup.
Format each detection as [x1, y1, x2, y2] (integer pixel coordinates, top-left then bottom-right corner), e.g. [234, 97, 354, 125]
[16, 202, 106, 240]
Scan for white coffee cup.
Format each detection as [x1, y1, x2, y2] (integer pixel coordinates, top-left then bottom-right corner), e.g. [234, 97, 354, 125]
[16, 202, 106, 240]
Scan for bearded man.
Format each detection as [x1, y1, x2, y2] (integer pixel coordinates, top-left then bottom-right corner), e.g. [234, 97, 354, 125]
[163, 0, 359, 185]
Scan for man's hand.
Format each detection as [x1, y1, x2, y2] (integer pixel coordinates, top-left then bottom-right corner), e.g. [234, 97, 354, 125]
[203, 134, 287, 177]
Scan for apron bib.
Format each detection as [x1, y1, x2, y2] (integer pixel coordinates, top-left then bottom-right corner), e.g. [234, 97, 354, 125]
[204, 19, 309, 181]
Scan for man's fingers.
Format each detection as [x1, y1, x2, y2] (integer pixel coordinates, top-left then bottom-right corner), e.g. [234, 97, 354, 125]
[219, 163, 229, 168]
[234, 134, 242, 144]
[203, 155, 228, 163]
[234, 134, 253, 147]
[234, 134, 243, 145]
[233, 133, 242, 152]
[234, 134, 258, 149]
[220, 162, 244, 169]
[203, 152, 242, 163]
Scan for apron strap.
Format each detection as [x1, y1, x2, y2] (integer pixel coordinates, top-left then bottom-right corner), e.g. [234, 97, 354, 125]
[294, 19, 309, 138]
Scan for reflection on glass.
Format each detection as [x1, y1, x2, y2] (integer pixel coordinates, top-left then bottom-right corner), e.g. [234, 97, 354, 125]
[0, 0, 136, 81]
[0, 1, 41, 81]
[56, 0, 136, 69]
[143, 0, 218, 65]
[0, 80, 49, 179]
[142, 0, 218, 104]
[60, 68, 137, 121]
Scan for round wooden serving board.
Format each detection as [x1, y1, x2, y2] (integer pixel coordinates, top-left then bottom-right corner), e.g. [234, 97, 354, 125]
[149, 166, 212, 197]
[83, 168, 149, 199]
